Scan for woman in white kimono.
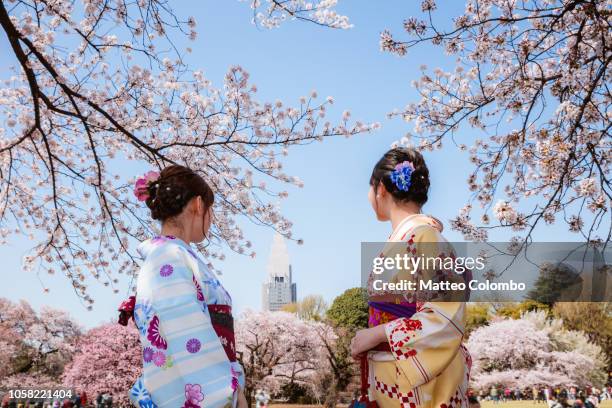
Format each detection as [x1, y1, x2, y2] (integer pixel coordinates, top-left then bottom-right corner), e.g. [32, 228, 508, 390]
[349, 147, 471, 408]
[118, 165, 248, 408]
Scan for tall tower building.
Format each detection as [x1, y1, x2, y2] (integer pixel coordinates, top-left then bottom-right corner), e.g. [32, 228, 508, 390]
[262, 233, 297, 311]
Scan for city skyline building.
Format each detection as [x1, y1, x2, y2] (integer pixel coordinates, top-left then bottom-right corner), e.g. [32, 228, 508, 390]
[261, 233, 297, 311]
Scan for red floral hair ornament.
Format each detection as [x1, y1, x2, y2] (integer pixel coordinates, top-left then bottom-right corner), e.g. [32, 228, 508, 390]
[134, 170, 160, 202]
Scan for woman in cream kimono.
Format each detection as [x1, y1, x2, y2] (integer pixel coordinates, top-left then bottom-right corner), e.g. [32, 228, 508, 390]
[118, 165, 248, 408]
[350, 147, 471, 408]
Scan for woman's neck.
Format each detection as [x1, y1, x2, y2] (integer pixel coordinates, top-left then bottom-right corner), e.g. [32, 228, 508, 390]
[161, 223, 190, 244]
[389, 202, 421, 232]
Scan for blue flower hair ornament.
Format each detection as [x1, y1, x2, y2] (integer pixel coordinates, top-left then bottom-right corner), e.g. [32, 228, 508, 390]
[390, 161, 415, 192]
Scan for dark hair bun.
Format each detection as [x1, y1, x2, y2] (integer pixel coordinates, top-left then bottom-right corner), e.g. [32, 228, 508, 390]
[370, 147, 430, 205]
[145, 165, 214, 221]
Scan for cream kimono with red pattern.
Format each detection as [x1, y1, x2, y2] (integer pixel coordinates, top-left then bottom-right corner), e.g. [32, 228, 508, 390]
[368, 214, 471, 408]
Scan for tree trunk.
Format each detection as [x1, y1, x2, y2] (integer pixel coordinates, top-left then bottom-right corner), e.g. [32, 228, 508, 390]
[324, 379, 338, 408]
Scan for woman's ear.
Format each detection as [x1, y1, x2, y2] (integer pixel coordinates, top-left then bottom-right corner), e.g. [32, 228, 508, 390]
[198, 196, 207, 217]
[377, 181, 387, 199]
[190, 195, 203, 216]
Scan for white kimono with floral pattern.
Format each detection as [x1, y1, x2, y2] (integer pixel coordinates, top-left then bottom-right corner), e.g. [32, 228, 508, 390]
[129, 235, 244, 408]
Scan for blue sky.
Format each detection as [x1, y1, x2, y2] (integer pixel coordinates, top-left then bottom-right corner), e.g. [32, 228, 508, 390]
[0, 0, 584, 329]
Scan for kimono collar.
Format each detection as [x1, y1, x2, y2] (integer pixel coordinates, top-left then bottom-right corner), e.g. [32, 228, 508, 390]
[137, 234, 192, 258]
[389, 213, 444, 241]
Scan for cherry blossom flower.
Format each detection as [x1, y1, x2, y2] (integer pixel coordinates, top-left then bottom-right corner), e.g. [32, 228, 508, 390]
[493, 201, 518, 224]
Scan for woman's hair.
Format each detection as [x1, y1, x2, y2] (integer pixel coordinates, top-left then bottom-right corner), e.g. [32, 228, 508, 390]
[370, 147, 430, 205]
[145, 165, 214, 221]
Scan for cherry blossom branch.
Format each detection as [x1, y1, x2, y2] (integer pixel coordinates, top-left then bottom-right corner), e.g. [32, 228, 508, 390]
[382, 0, 610, 248]
[0, 0, 372, 304]
[244, 0, 352, 29]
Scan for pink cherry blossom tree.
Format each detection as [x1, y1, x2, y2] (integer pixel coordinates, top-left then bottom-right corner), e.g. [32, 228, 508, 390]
[0, 297, 80, 386]
[235, 310, 330, 404]
[62, 321, 142, 406]
[0, 0, 372, 304]
[1, 372, 63, 390]
[467, 311, 607, 389]
[0, 300, 24, 379]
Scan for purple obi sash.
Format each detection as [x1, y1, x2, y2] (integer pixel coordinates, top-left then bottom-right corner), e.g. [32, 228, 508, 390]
[368, 301, 417, 318]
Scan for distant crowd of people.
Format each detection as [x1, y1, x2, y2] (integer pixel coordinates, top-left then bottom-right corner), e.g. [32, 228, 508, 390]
[468, 385, 612, 408]
[0, 392, 114, 408]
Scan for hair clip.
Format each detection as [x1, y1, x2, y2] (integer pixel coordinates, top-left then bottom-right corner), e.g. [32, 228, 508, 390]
[134, 170, 160, 202]
[390, 161, 415, 192]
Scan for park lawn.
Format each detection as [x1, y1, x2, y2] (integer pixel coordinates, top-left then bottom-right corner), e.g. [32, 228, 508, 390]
[270, 402, 612, 408]
[480, 402, 612, 408]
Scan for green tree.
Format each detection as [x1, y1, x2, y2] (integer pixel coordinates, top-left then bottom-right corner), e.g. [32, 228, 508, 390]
[527, 262, 583, 306]
[317, 288, 369, 407]
[326, 288, 369, 329]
